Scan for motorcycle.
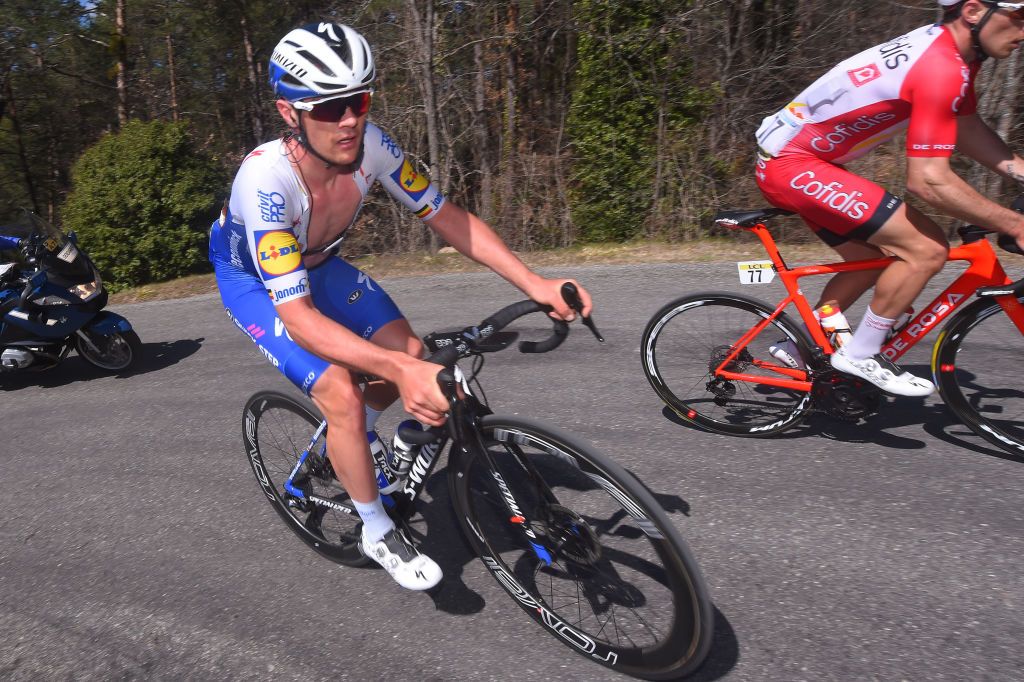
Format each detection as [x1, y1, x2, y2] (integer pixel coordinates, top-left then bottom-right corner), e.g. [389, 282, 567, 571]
[0, 210, 140, 373]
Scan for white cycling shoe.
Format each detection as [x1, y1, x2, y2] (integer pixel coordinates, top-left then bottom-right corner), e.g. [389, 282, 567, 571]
[830, 346, 934, 397]
[361, 527, 443, 591]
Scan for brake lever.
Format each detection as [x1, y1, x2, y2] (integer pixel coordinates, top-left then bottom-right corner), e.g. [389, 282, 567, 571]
[560, 282, 604, 343]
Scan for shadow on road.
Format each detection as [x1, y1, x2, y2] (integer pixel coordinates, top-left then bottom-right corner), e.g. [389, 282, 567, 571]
[657, 361, 1023, 465]
[0, 338, 204, 391]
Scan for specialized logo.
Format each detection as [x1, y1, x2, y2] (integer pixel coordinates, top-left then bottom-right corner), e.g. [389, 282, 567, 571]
[847, 64, 881, 87]
[809, 112, 897, 154]
[243, 149, 264, 164]
[390, 158, 430, 201]
[789, 170, 870, 220]
[256, 231, 302, 277]
[257, 189, 286, 224]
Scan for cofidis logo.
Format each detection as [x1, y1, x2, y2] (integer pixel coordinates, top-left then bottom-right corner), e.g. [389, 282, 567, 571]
[257, 231, 302, 278]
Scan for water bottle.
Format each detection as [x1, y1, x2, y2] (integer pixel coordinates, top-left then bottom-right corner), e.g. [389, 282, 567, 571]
[390, 419, 422, 477]
[816, 303, 852, 348]
[368, 431, 402, 494]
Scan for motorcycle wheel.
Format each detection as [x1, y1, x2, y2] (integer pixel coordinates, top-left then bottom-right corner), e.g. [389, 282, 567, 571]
[75, 329, 141, 371]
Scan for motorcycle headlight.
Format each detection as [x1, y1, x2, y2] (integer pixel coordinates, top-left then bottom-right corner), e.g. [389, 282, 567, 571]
[69, 278, 102, 301]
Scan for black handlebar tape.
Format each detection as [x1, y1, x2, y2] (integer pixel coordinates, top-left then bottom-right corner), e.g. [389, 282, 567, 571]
[560, 281, 581, 308]
[519, 320, 569, 353]
[482, 300, 546, 333]
[998, 232, 1023, 256]
[424, 344, 460, 368]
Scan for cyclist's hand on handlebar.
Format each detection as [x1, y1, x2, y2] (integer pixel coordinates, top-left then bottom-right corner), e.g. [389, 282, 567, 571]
[529, 277, 593, 321]
[395, 357, 450, 427]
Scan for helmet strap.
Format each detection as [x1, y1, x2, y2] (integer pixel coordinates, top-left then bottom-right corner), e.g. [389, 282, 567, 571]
[969, 3, 999, 62]
[287, 112, 365, 171]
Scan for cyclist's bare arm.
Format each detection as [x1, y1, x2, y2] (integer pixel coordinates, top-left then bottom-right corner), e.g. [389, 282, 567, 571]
[906, 154, 1024, 250]
[276, 297, 449, 425]
[425, 201, 593, 320]
[956, 114, 1024, 183]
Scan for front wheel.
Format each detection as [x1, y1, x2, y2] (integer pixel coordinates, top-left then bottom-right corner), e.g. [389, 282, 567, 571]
[932, 296, 1024, 457]
[449, 415, 713, 680]
[75, 328, 141, 371]
[641, 292, 813, 436]
[243, 391, 368, 565]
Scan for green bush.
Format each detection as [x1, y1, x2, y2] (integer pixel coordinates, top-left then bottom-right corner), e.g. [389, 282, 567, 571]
[567, 0, 708, 243]
[62, 119, 226, 290]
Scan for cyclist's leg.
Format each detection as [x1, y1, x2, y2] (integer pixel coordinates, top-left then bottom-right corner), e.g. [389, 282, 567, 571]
[863, 202, 948, 319]
[831, 204, 945, 395]
[755, 154, 935, 395]
[816, 240, 886, 310]
[307, 256, 423, 412]
[306, 257, 441, 589]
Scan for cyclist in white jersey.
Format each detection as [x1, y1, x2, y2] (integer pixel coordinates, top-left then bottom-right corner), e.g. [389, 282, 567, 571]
[755, 0, 1024, 396]
[209, 22, 592, 591]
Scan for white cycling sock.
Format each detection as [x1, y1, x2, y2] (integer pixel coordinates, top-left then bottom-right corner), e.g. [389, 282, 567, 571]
[845, 306, 895, 360]
[353, 496, 395, 543]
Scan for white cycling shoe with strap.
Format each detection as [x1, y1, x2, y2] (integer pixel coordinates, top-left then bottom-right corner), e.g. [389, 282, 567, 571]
[361, 527, 443, 591]
[830, 346, 934, 397]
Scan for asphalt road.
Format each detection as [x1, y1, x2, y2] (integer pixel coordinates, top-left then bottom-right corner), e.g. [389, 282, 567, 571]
[1, 261, 1022, 681]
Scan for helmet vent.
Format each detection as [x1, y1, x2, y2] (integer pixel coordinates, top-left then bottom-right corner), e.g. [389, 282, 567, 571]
[297, 49, 336, 78]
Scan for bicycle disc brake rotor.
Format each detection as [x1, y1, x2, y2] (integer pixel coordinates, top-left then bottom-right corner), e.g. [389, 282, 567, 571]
[812, 370, 882, 421]
[537, 503, 602, 566]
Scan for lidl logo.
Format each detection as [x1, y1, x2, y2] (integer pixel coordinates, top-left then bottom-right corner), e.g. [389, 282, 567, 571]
[257, 231, 302, 277]
[390, 159, 429, 201]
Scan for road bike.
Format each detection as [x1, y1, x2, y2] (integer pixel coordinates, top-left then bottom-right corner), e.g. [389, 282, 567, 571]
[641, 206, 1024, 457]
[243, 285, 714, 679]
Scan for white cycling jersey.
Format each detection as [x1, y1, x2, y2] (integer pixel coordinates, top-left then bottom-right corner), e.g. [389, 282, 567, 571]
[209, 122, 446, 305]
[755, 24, 978, 165]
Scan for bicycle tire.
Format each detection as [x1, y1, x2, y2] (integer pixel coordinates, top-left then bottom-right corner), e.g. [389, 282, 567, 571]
[641, 292, 814, 436]
[243, 390, 368, 566]
[449, 414, 713, 680]
[932, 296, 1024, 457]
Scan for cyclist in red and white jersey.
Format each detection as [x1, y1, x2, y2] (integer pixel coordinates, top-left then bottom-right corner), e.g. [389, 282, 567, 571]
[755, 0, 1024, 396]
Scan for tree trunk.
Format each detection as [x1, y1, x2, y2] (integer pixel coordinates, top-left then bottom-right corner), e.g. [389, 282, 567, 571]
[473, 25, 493, 222]
[239, 8, 264, 144]
[406, 0, 442, 252]
[3, 76, 41, 214]
[166, 33, 179, 122]
[114, 0, 129, 128]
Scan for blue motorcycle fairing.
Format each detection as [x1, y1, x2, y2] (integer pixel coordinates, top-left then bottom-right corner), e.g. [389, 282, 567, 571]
[85, 311, 133, 335]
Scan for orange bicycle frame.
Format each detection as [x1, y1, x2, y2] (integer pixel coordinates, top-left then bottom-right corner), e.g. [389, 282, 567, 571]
[711, 221, 1024, 392]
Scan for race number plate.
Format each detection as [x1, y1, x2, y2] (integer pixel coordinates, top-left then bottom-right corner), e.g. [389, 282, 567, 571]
[737, 260, 775, 284]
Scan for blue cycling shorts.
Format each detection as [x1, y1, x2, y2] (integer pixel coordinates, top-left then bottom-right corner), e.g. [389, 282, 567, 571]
[214, 255, 403, 395]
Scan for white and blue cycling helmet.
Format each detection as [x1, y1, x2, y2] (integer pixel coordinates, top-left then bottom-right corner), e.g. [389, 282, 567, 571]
[269, 22, 375, 103]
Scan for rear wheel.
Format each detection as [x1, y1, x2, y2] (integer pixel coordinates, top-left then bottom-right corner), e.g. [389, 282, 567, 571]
[641, 292, 813, 436]
[243, 391, 368, 565]
[450, 415, 713, 680]
[932, 297, 1024, 457]
[75, 329, 140, 371]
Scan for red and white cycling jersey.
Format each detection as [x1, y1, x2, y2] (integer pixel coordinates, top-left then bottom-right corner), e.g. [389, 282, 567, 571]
[755, 23, 979, 164]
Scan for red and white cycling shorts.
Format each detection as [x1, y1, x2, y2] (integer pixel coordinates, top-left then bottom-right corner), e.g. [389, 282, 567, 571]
[754, 153, 903, 246]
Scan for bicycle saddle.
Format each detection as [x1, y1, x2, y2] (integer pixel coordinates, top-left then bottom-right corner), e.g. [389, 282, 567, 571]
[714, 208, 795, 228]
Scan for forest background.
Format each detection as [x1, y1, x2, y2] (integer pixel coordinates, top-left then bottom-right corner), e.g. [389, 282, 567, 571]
[2, 0, 1022, 289]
